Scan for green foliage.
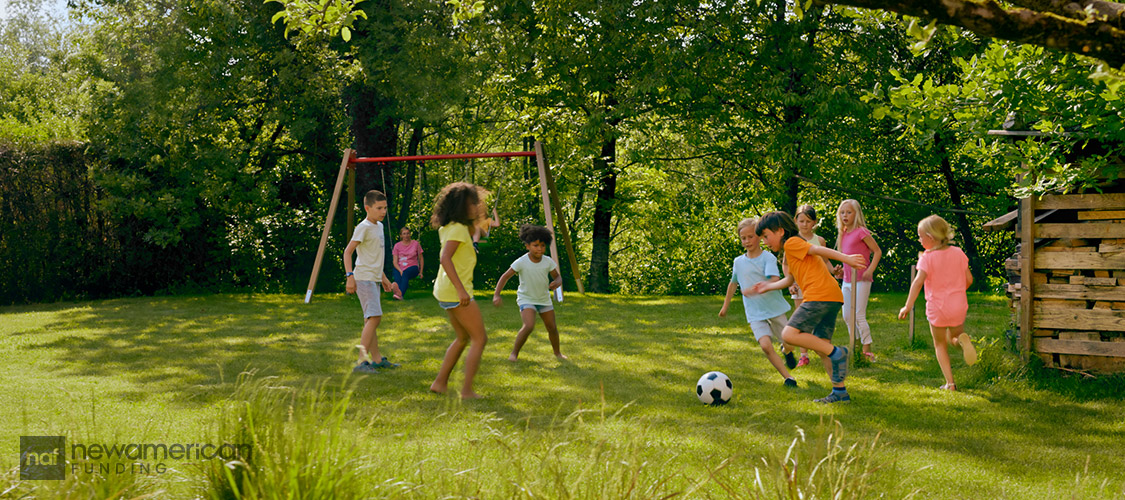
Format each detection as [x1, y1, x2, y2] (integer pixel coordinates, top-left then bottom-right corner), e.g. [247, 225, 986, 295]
[265, 0, 368, 45]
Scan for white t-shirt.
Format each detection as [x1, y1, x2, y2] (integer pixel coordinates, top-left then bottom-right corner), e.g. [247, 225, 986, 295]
[511, 253, 556, 306]
[350, 219, 385, 282]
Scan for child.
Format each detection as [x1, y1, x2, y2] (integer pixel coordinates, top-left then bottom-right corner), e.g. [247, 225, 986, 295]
[429, 182, 489, 399]
[343, 190, 401, 373]
[836, 199, 882, 362]
[898, 215, 977, 390]
[492, 224, 567, 362]
[789, 204, 832, 368]
[753, 211, 866, 404]
[718, 218, 797, 387]
[472, 206, 501, 252]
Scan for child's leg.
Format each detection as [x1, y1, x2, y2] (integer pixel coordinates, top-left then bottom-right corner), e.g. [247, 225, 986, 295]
[450, 301, 487, 399]
[948, 324, 976, 365]
[539, 309, 567, 359]
[430, 309, 471, 394]
[758, 336, 792, 380]
[855, 281, 873, 353]
[509, 306, 538, 361]
[930, 324, 955, 386]
[793, 299, 809, 358]
[359, 315, 382, 363]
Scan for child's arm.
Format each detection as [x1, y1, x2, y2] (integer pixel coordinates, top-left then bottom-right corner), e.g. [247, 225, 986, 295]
[490, 207, 500, 228]
[809, 245, 867, 270]
[381, 272, 399, 295]
[860, 235, 882, 281]
[548, 269, 562, 290]
[343, 241, 359, 294]
[752, 275, 794, 294]
[818, 236, 833, 271]
[391, 245, 403, 273]
[417, 245, 425, 276]
[898, 269, 928, 319]
[441, 240, 472, 306]
[493, 268, 517, 307]
[719, 281, 737, 317]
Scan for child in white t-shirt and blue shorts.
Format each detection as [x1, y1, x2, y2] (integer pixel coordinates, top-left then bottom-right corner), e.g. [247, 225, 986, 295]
[493, 224, 567, 362]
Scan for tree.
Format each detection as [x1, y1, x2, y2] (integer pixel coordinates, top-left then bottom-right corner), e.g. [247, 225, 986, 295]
[815, 0, 1125, 69]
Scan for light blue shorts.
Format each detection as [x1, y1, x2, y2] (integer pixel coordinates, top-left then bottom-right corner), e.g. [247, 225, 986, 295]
[355, 280, 383, 318]
[519, 303, 554, 313]
[439, 298, 474, 310]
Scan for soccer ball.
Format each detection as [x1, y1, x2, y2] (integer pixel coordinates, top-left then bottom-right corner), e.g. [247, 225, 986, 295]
[696, 371, 732, 406]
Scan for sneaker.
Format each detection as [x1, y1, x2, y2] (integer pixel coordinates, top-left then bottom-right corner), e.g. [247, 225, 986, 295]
[814, 391, 851, 404]
[373, 356, 400, 369]
[830, 347, 849, 383]
[352, 361, 377, 374]
[958, 334, 977, 366]
[939, 383, 956, 391]
[863, 351, 876, 362]
[784, 378, 797, 388]
[784, 351, 797, 370]
[796, 354, 810, 368]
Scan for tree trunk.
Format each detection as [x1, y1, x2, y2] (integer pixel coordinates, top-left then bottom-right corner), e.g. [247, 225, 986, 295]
[345, 83, 398, 200]
[936, 134, 985, 291]
[394, 123, 423, 230]
[586, 134, 617, 293]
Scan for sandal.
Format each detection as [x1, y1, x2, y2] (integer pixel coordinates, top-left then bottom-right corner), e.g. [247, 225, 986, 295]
[939, 383, 956, 391]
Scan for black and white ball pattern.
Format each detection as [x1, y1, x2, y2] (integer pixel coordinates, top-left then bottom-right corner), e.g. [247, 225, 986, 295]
[696, 371, 732, 405]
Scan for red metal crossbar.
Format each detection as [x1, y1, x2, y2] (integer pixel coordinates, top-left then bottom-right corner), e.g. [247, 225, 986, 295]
[352, 151, 536, 163]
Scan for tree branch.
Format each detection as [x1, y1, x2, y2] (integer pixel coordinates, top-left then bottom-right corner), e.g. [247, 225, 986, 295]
[814, 0, 1125, 68]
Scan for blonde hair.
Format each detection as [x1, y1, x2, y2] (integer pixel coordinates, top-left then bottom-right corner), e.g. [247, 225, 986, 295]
[737, 217, 758, 235]
[835, 199, 868, 252]
[918, 215, 955, 248]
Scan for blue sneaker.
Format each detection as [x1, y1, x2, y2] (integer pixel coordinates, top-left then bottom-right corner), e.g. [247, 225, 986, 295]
[815, 391, 850, 404]
[373, 356, 400, 369]
[352, 361, 377, 374]
[830, 347, 849, 383]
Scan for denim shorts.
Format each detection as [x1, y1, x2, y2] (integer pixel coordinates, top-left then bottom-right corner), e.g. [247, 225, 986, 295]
[439, 298, 474, 310]
[519, 303, 554, 313]
[787, 301, 842, 340]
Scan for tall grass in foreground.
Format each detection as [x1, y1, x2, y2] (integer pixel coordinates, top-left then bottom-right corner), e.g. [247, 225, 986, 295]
[201, 373, 904, 499]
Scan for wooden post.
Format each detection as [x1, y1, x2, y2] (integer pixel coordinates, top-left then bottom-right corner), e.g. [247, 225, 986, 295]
[534, 141, 585, 294]
[1019, 195, 1036, 361]
[534, 143, 562, 300]
[908, 264, 916, 345]
[305, 149, 354, 304]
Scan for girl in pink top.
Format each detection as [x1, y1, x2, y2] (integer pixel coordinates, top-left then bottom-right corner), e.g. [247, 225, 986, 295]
[835, 199, 882, 361]
[898, 215, 977, 391]
[391, 227, 424, 299]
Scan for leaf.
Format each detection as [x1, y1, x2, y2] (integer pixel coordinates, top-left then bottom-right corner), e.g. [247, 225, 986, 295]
[341, 26, 351, 41]
[271, 10, 286, 24]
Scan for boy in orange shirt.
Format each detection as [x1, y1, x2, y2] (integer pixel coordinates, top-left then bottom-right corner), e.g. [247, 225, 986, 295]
[753, 211, 866, 404]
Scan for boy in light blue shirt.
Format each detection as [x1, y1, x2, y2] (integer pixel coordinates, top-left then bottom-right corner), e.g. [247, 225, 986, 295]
[719, 218, 797, 387]
[493, 224, 567, 362]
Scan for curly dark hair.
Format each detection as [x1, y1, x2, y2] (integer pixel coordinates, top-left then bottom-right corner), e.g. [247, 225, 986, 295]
[430, 182, 487, 228]
[518, 224, 553, 245]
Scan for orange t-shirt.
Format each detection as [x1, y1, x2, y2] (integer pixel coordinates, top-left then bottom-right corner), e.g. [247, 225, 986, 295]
[784, 236, 843, 303]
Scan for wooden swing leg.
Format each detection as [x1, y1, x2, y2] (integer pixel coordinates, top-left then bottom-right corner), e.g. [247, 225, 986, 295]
[305, 149, 355, 304]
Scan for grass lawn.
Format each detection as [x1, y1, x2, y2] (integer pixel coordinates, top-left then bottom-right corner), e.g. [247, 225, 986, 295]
[2, 289, 1124, 499]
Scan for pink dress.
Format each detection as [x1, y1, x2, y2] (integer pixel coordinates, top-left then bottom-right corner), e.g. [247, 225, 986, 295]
[917, 246, 969, 327]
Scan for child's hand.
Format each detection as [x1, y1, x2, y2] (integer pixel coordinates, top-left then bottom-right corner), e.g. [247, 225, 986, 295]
[832, 265, 843, 279]
[493, 295, 502, 307]
[718, 306, 727, 317]
[897, 306, 910, 320]
[458, 290, 471, 307]
[861, 268, 874, 281]
[844, 254, 867, 271]
[346, 276, 357, 294]
[549, 281, 561, 291]
[788, 284, 798, 295]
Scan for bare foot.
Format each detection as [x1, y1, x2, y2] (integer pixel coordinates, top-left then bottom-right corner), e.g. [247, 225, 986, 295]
[429, 383, 447, 394]
[508, 353, 519, 362]
[460, 391, 482, 400]
[393, 294, 403, 300]
[556, 353, 569, 360]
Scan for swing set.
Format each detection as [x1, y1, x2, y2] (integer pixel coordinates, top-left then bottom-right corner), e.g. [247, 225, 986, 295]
[304, 140, 585, 303]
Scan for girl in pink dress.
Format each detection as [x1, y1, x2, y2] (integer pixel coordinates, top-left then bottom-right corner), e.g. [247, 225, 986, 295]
[898, 215, 978, 391]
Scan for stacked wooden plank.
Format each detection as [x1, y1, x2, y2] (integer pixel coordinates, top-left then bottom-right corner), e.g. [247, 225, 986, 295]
[1010, 193, 1125, 372]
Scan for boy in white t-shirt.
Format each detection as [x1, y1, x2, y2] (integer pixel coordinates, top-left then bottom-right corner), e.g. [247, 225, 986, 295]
[343, 190, 400, 373]
[493, 224, 567, 362]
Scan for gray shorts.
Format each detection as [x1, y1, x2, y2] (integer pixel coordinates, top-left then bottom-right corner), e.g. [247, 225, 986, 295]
[355, 280, 383, 318]
[749, 313, 787, 342]
[787, 301, 841, 340]
[519, 303, 554, 313]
